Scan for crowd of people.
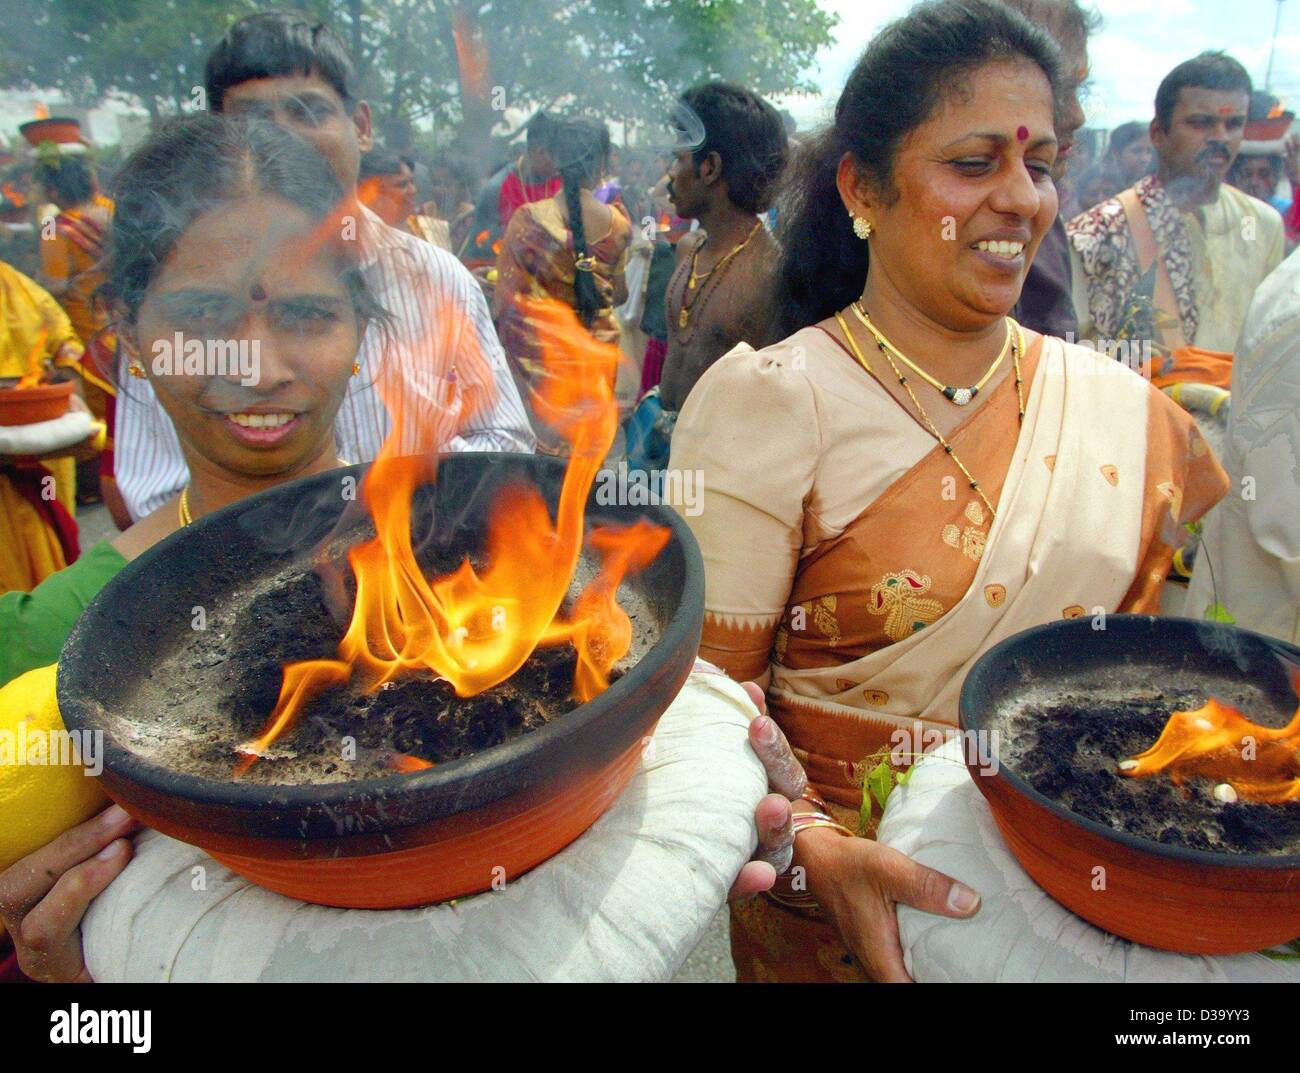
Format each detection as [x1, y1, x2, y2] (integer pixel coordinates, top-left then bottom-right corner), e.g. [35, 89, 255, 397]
[1, 0, 1298, 984]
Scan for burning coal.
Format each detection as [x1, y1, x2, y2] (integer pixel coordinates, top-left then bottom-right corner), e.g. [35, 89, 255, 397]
[235, 296, 668, 776]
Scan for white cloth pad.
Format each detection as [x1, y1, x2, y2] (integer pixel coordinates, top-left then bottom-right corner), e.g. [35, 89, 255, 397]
[0, 410, 96, 456]
[83, 670, 766, 982]
[877, 738, 1300, 982]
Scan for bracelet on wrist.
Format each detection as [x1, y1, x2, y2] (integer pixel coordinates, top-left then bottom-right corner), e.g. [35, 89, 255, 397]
[765, 811, 855, 913]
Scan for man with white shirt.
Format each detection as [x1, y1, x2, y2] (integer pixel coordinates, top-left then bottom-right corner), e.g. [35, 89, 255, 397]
[115, 12, 533, 519]
[1066, 52, 1285, 391]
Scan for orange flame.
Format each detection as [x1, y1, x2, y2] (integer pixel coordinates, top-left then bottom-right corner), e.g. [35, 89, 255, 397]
[235, 296, 667, 774]
[1121, 696, 1300, 803]
[14, 330, 48, 389]
[389, 753, 435, 773]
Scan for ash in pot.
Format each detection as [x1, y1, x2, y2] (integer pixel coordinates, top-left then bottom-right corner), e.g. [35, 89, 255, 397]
[996, 685, 1300, 857]
[111, 548, 657, 785]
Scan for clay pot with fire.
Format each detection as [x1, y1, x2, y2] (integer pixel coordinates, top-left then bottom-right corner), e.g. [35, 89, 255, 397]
[960, 615, 1300, 955]
[58, 298, 704, 909]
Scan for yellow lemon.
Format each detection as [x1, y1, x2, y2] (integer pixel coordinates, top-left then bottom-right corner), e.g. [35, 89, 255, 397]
[0, 664, 108, 873]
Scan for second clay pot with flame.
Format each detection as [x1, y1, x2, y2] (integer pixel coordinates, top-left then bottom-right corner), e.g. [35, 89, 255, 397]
[960, 615, 1300, 955]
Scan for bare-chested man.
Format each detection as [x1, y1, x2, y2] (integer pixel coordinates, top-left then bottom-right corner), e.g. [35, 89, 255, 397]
[658, 83, 789, 413]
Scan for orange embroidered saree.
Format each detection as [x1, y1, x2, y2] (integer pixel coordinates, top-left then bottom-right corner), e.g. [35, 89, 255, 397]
[669, 326, 1229, 982]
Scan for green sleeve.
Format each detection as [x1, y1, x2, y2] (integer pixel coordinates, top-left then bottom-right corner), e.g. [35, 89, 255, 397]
[0, 540, 127, 687]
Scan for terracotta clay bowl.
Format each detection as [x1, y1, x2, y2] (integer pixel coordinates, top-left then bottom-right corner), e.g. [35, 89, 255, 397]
[0, 380, 74, 426]
[58, 453, 704, 908]
[19, 117, 83, 146]
[959, 615, 1300, 955]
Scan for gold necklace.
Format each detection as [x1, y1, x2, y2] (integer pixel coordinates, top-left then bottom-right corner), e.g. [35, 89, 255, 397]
[852, 302, 1010, 406]
[679, 219, 763, 329]
[834, 310, 1026, 519]
[178, 458, 351, 529]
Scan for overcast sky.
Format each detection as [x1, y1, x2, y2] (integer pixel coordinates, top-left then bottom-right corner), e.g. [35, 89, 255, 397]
[784, 0, 1299, 133]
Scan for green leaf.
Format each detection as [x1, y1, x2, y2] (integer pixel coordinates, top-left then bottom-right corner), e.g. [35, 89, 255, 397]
[1203, 602, 1235, 624]
[867, 760, 894, 814]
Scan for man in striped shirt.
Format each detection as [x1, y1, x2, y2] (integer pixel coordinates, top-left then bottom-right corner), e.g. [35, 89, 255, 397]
[115, 12, 534, 520]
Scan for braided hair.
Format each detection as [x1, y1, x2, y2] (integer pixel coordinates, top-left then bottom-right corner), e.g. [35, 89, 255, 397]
[551, 117, 611, 328]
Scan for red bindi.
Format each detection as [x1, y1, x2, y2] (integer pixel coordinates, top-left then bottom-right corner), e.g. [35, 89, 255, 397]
[249, 282, 267, 302]
[1016, 125, 1029, 142]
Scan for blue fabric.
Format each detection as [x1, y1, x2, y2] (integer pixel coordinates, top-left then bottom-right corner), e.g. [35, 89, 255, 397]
[624, 389, 671, 473]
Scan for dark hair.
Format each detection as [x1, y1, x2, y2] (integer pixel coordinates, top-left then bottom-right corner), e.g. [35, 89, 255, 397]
[1108, 120, 1148, 157]
[998, 0, 1101, 56]
[1075, 162, 1113, 212]
[772, 0, 1063, 339]
[525, 111, 558, 152]
[551, 116, 611, 328]
[34, 154, 96, 207]
[359, 146, 407, 180]
[1154, 51, 1252, 132]
[1229, 153, 1282, 185]
[107, 113, 381, 330]
[205, 11, 356, 113]
[431, 152, 477, 202]
[677, 82, 788, 215]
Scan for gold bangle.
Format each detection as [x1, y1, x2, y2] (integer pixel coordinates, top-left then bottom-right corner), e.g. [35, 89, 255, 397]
[764, 813, 855, 913]
[792, 813, 856, 840]
[798, 786, 831, 814]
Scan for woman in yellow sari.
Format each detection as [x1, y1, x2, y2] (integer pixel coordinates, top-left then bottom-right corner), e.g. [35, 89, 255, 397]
[0, 261, 87, 592]
[670, 0, 1229, 983]
[35, 154, 127, 526]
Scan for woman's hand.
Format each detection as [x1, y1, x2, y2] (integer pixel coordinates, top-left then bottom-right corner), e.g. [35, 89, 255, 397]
[729, 682, 806, 901]
[0, 804, 139, 982]
[798, 824, 981, 982]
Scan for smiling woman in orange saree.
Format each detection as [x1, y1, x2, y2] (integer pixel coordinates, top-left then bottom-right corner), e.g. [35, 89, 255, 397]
[669, 0, 1229, 984]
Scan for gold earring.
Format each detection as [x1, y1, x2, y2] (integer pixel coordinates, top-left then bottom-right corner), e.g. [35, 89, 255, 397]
[851, 214, 873, 241]
[128, 360, 146, 378]
[351, 361, 361, 376]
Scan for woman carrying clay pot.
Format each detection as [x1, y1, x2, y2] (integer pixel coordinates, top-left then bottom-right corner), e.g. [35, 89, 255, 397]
[669, 0, 1230, 982]
[0, 113, 804, 982]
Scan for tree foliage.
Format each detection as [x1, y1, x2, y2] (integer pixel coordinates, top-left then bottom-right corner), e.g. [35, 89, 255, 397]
[0, 0, 836, 149]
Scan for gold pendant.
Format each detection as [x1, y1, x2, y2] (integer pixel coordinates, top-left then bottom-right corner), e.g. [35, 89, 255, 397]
[679, 307, 689, 329]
